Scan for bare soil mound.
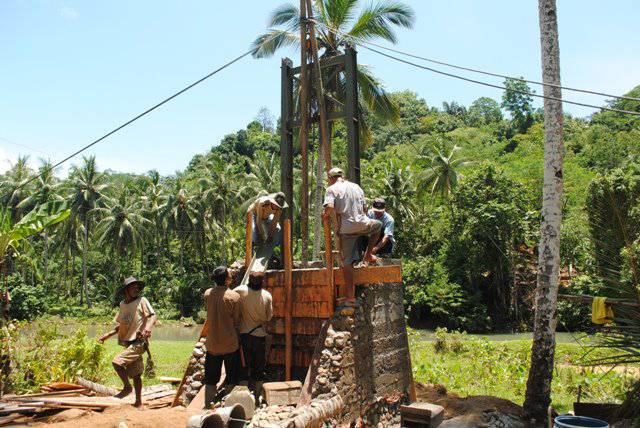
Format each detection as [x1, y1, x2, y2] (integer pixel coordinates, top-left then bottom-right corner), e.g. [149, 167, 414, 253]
[415, 382, 523, 419]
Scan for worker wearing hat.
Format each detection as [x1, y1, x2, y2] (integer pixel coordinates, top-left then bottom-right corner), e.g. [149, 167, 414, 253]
[247, 191, 289, 248]
[322, 167, 382, 302]
[98, 276, 156, 407]
[358, 197, 395, 258]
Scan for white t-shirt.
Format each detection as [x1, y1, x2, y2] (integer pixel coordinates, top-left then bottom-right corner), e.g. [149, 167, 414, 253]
[323, 179, 371, 235]
[115, 297, 155, 345]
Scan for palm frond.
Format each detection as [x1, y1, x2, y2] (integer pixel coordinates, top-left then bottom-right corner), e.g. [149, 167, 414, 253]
[323, 0, 359, 28]
[269, 3, 300, 28]
[348, 1, 415, 43]
[251, 30, 300, 58]
[356, 65, 399, 123]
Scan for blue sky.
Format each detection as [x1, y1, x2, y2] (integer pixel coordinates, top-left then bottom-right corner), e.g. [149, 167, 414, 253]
[1, 1, 638, 176]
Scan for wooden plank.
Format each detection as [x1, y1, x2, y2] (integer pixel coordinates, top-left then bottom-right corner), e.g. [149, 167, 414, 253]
[272, 301, 332, 318]
[291, 55, 345, 75]
[186, 388, 205, 412]
[269, 348, 314, 367]
[267, 317, 326, 335]
[284, 219, 293, 381]
[265, 264, 402, 288]
[269, 285, 332, 303]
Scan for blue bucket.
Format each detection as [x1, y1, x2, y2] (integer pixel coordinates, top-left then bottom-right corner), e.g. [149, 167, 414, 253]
[554, 415, 609, 428]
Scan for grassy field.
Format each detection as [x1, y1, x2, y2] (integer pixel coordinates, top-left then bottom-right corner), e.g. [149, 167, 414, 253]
[409, 329, 637, 413]
[10, 323, 636, 413]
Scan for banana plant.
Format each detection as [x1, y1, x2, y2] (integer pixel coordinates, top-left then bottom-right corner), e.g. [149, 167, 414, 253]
[0, 200, 70, 269]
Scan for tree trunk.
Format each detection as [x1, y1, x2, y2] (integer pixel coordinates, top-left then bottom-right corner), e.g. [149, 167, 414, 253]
[523, 0, 564, 422]
[82, 217, 92, 308]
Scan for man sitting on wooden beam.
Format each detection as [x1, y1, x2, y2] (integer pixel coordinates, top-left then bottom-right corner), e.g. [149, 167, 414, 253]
[322, 167, 382, 303]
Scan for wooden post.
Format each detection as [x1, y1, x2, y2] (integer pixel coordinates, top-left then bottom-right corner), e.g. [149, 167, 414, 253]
[283, 219, 293, 380]
[322, 216, 335, 315]
[245, 211, 252, 269]
[280, 58, 294, 258]
[299, 0, 310, 264]
[344, 45, 360, 185]
[305, 0, 331, 171]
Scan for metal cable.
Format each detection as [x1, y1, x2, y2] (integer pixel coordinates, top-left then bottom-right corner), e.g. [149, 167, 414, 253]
[14, 49, 253, 190]
[359, 44, 640, 117]
[312, 20, 640, 102]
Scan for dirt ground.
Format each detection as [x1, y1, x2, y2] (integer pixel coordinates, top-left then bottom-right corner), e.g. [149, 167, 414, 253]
[39, 404, 198, 428]
[415, 382, 523, 419]
[26, 382, 523, 427]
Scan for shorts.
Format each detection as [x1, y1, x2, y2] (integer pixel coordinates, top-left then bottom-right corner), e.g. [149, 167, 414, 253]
[113, 342, 145, 378]
[339, 219, 382, 266]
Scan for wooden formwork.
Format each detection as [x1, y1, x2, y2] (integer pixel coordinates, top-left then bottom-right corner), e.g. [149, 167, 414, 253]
[263, 264, 402, 376]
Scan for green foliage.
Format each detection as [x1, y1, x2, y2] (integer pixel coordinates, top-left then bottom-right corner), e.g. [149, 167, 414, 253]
[591, 85, 640, 132]
[6, 274, 47, 320]
[501, 77, 535, 133]
[3, 322, 106, 393]
[467, 97, 503, 127]
[403, 256, 490, 331]
[410, 330, 637, 413]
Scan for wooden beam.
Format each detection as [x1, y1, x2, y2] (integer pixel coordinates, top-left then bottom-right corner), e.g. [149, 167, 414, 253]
[344, 45, 360, 185]
[291, 54, 345, 75]
[306, 0, 331, 170]
[558, 294, 640, 308]
[265, 264, 402, 287]
[299, 0, 310, 264]
[323, 216, 335, 315]
[284, 219, 293, 380]
[280, 57, 294, 255]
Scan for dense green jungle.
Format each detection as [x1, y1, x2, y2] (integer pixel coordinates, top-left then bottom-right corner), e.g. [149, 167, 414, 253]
[2, 83, 639, 335]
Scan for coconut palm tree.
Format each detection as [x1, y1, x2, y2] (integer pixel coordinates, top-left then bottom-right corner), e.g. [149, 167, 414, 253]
[0, 156, 33, 221]
[199, 157, 252, 264]
[247, 151, 280, 192]
[67, 156, 108, 307]
[94, 191, 151, 276]
[418, 145, 470, 198]
[251, 0, 415, 144]
[16, 161, 63, 280]
[164, 178, 200, 269]
[140, 170, 167, 268]
[523, 0, 564, 421]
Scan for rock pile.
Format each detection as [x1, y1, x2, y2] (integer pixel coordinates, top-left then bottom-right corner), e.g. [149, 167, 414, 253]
[181, 336, 207, 404]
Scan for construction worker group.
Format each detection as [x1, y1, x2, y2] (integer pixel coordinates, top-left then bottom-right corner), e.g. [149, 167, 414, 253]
[99, 167, 394, 409]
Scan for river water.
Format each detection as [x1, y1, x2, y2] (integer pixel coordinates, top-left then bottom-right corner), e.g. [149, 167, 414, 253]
[22, 321, 585, 344]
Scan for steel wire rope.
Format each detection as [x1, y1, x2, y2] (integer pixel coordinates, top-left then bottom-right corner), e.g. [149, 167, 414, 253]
[309, 20, 640, 103]
[14, 49, 254, 191]
[357, 44, 640, 116]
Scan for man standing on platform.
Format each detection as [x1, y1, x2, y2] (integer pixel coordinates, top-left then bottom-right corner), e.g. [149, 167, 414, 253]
[236, 271, 273, 402]
[202, 266, 242, 408]
[322, 167, 382, 302]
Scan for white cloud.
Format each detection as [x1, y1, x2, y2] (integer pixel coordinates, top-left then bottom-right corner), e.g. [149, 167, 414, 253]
[59, 5, 79, 20]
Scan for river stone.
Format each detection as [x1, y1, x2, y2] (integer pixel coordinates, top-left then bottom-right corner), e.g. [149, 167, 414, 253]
[193, 348, 204, 358]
